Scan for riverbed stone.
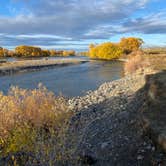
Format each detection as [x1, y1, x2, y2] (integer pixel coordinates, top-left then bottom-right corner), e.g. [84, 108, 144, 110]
[66, 69, 166, 165]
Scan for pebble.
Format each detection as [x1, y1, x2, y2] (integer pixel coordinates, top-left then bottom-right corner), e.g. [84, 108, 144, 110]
[68, 72, 146, 112]
[101, 142, 109, 149]
[137, 155, 144, 160]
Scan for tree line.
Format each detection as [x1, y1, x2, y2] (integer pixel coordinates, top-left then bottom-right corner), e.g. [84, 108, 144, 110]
[0, 37, 143, 59]
[0, 46, 76, 58]
[89, 37, 144, 60]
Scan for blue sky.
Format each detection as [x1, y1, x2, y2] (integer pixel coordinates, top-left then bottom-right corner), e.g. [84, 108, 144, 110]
[0, 0, 166, 50]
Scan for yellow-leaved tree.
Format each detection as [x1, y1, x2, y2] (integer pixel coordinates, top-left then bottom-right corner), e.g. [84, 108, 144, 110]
[119, 37, 143, 54]
[49, 49, 57, 56]
[62, 50, 75, 56]
[0, 47, 4, 57]
[0, 47, 10, 57]
[89, 42, 123, 60]
[15, 45, 43, 57]
[89, 44, 97, 59]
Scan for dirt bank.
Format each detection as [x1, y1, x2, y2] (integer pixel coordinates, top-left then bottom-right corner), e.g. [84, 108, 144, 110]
[0, 58, 88, 76]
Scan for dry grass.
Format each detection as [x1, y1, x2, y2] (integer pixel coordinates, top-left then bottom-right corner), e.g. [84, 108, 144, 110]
[146, 54, 166, 70]
[124, 53, 150, 74]
[143, 47, 166, 54]
[124, 49, 166, 74]
[0, 85, 73, 164]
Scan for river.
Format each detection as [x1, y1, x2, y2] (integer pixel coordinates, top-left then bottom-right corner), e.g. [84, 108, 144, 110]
[0, 58, 124, 97]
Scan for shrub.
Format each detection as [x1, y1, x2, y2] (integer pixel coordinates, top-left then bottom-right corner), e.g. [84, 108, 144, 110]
[124, 53, 150, 74]
[5, 124, 37, 154]
[0, 84, 72, 163]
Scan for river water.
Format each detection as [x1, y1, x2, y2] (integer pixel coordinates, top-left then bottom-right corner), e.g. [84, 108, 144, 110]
[0, 58, 124, 97]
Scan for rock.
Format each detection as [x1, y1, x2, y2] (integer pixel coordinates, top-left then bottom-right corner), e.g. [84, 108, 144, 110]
[101, 142, 109, 149]
[137, 155, 144, 160]
[66, 69, 166, 165]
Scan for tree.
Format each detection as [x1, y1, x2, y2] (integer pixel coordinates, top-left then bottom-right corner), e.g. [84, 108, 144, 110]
[49, 50, 57, 56]
[89, 42, 122, 60]
[0, 47, 4, 57]
[41, 50, 50, 56]
[89, 44, 98, 58]
[0, 47, 9, 57]
[119, 37, 143, 54]
[7, 50, 15, 57]
[15, 46, 43, 57]
[62, 50, 75, 56]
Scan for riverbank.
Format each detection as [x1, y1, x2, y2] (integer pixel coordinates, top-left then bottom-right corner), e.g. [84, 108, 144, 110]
[66, 68, 166, 165]
[0, 59, 165, 165]
[0, 58, 88, 76]
[68, 68, 154, 110]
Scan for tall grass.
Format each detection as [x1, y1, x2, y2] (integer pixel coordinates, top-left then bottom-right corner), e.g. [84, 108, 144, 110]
[124, 53, 150, 74]
[143, 47, 166, 54]
[124, 50, 166, 74]
[0, 84, 73, 165]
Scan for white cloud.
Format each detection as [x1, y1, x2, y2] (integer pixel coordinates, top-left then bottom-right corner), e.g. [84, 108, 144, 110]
[0, 0, 165, 48]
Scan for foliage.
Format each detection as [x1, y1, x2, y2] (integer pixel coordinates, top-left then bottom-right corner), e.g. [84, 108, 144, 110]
[0, 85, 73, 163]
[88, 37, 143, 60]
[5, 124, 37, 154]
[62, 50, 76, 56]
[0, 45, 76, 58]
[119, 37, 143, 54]
[15, 45, 43, 57]
[0, 47, 11, 57]
[49, 49, 57, 56]
[15, 46, 76, 57]
[0, 47, 3, 57]
[0, 37, 143, 58]
[78, 51, 89, 56]
[89, 42, 123, 60]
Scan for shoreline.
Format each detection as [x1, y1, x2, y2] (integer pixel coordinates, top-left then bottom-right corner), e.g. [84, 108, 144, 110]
[68, 69, 148, 110]
[66, 69, 166, 164]
[0, 58, 88, 76]
[0, 63, 165, 164]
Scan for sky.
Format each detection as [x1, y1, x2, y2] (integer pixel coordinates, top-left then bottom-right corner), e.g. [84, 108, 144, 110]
[0, 0, 166, 50]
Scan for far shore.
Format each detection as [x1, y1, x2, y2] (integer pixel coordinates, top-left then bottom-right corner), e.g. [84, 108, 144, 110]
[0, 58, 89, 76]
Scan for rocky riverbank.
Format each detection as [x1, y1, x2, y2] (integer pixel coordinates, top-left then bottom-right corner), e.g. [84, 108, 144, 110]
[66, 68, 166, 165]
[0, 58, 88, 76]
[69, 68, 155, 111]
[0, 65, 165, 165]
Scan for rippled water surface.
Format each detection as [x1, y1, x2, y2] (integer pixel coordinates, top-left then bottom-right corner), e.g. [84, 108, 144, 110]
[0, 58, 124, 97]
